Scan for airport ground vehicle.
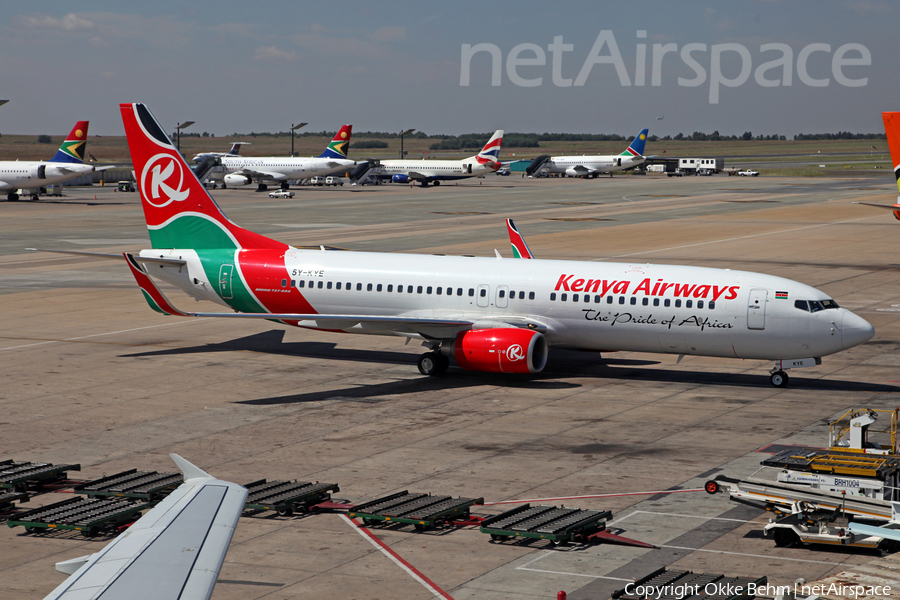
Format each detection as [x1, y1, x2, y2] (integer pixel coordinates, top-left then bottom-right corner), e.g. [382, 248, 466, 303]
[667, 169, 684, 177]
[325, 176, 343, 186]
[268, 189, 294, 198]
[739, 169, 760, 176]
[310, 176, 326, 186]
[116, 181, 135, 192]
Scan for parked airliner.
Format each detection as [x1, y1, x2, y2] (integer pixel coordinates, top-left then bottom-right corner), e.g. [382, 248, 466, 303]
[378, 130, 503, 186]
[540, 128, 649, 178]
[38, 104, 874, 388]
[0, 121, 98, 201]
[219, 126, 355, 190]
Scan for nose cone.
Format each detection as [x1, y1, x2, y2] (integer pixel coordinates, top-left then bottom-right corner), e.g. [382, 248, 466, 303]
[842, 311, 875, 349]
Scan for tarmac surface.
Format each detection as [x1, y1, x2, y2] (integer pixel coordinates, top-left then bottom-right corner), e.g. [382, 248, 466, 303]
[2, 173, 900, 599]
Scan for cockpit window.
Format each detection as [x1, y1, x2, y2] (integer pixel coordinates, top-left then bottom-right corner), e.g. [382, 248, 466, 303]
[821, 299, 840, 309]
[796, 299, 839, 312]
[794, 300, 809, 312]
[808, 300, 824, 312]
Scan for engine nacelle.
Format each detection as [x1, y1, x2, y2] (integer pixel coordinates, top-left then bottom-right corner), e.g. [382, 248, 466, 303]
[223, 173, 252, 186]
[392, 174, 409, 184]
[565, 167, 588, 177]
[453, 328, 548, 374]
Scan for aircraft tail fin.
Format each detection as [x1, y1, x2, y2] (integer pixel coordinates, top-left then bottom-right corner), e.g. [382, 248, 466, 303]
[319, 125, 352, 159]
[619, 128, 649, 158]
[879, 112, 900, 221]
[475, 129, 503, 170]
[506, 219, 534, 259]
[228, 142, 250, 155]
[49, 121, 89, 163]
[119, 103, 287, 250]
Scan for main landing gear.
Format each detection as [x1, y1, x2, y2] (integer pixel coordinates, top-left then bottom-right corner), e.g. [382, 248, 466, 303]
[280, 182, 290, 190]
[417, 352, 449, 376]
[769, 370, 789, 388]
[7, 192, 19, 201]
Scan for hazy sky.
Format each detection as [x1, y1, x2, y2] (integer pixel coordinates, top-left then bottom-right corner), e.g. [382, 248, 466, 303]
[1, 1, 895, 138]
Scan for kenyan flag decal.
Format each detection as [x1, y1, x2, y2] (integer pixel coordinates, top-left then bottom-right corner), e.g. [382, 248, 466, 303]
[775, 291, 788, 299]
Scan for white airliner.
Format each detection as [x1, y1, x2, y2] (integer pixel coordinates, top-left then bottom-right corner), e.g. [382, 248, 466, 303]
[0, 121, 98, 201]
[219, 125, 355, 190]
[378, 130, 503, 186]
[540, 128, 649, 178]
[37, 104, 875, 389]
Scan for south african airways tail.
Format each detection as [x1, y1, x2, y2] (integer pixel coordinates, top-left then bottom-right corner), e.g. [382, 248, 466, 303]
[319, 125, 352, 159]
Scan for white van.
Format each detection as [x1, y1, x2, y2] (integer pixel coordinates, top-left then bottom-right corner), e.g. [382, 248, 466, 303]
[309, 176, 326, 186]
[325, 176, 343, 186]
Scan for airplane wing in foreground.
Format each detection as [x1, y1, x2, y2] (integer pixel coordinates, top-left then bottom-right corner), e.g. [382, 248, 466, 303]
[235, 167, 288, 181]
[44, 455, 247, 600]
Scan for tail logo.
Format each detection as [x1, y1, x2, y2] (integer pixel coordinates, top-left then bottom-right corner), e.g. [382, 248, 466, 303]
[142, 153, 189, 207]
[506, 343, 525, 362]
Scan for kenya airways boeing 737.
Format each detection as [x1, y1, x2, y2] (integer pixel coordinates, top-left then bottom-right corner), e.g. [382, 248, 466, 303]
[40, 104, 875, 388]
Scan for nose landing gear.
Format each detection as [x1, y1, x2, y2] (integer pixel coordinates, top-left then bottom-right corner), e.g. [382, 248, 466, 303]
[769, 369, 789, 388]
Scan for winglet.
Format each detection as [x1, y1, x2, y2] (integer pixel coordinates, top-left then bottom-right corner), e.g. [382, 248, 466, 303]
[506, 218, 534, 259]
[125, 253, 190, 316]
[170, 453, 212, 481]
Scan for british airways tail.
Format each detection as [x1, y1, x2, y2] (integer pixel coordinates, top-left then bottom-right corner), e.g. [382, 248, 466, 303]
[119, 103, 287, 250]
[319, 125, 352, 159]
[475, 130, 504, 170]
[49, 121, 89, 163]
[619, 128, 649, 158]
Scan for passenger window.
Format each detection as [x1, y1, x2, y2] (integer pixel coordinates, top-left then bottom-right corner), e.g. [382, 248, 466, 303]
[686, 299, 692, 308]
[458, 288, 463, 296]
[664, 299, 671, 307]
[408, 285, 414, 293]
[427, 286, 432, 294]
[327, 281, 333, 290]
[794, 300, 809, 312]
[387, 284, 393, 292]
[618, 296, 625, 304]
[499, 290, 505, 298]
[584, 295, 590, 303]
[519, 291, 525, 300]
[697, 300, 704, 309]
[642, 298, 648, 306]
[469, 289, 474, 296]
[346, 282, 350, 290]
[509, 290, 514, 298]
[281, 279, 287, 287]
[709, 301, 715, 309]
[675, 299, 681, 307]
[289, 280, 295, 288]
[398, 285, 403, 293]
[572, 294, 579, 302]
[550, 293, 557, 301]
[418, 286, 424, 294]
[594, 295, 601, 303]
[377, 284, 383, 292]
[367, 283, 372, 291]
[357, 283, 362, 291]
[607, 296, 613, 304]
[308, 280, 314, 288]
[437, 287, 442, 295]
[529, 291, 535, 300]
[561, 293, 567, 301]
[630, 297, 636, 305]
[318, 281, 323, 289]
[298, 280, 305, 288]
[653, 298, 659, 306]
[336, 282, 341, 290]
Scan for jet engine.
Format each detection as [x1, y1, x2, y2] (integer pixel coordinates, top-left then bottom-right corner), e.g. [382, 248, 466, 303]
[565, 167, 588, 177]
[391, 174, 409, 184]
[223, 173, 252, 186]
[452, 328, 548, 373]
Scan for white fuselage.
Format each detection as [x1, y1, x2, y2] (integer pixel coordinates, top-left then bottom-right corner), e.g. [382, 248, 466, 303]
[147, 247, 874, 362]
[379, 157, 494, 181]
[221, 156, 356, 181]
[547, 154, 644, 176]
[0, 161, 94, 191]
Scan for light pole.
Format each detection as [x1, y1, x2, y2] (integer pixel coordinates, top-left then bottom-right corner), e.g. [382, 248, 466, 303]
[175, 120, 195, 154]
[290, 122, 307, 157]
[399, 128, 415, 159]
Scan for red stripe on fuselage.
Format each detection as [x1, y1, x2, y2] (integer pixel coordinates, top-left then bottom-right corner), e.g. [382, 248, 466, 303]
[237, 249, 318, 315]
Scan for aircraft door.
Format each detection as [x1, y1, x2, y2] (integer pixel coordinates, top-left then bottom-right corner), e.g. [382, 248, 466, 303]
[465, 164, 472, 174]
[476, 284, 490, 308]
[747, 289, 767, 330]
[37, 165, 46, 179]
[496, 285, 509, 308]
[219, 264, 234, 300]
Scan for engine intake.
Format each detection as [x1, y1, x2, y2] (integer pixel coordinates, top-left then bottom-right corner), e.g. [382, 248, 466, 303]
[223, 173, 252, 186]
[452, 328, 548, 374]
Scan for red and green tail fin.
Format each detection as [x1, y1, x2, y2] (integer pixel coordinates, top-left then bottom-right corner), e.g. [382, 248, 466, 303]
[120, 103, 287, 250]
[881, 112, 900, 221]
